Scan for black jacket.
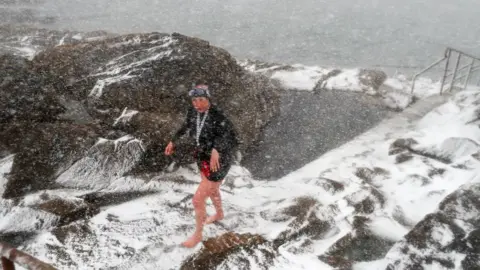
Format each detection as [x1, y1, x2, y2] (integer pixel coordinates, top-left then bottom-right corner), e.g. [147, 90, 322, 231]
[172, 105, 239, 156]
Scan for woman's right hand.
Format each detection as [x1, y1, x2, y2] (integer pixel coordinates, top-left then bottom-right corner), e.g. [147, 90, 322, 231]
[165, 141, 175, 155]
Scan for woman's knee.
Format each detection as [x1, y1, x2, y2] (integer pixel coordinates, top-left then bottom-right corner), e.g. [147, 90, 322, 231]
[192, 193, 206, 208]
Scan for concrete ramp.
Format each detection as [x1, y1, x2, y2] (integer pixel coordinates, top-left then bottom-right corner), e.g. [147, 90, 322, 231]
[241, 88, 454, 180]
[241, 90, 392, 180]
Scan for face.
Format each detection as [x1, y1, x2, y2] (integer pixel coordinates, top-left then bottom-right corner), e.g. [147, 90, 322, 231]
[192, 97, 210, 112]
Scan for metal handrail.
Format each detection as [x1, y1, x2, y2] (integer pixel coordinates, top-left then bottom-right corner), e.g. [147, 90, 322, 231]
[0, 242, 57, 270]
[411, 47, 480, 95]
[410, 55, 447, 94]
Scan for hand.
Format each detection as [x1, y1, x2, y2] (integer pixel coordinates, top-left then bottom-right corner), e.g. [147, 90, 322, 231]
[210, 148, 220, 172]
[165, 141, 175, 156]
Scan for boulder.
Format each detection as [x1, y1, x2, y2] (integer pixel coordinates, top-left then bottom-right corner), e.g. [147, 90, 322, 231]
[35, 197, 99, 226]
[385, 183, 480, 269]
[30, 31, 279, 167]
[0, 54, 64, 123]
[322, 216, 395, 267]
[313, 69, 387, 94]
[181, 232, 276, 270]
[1, 122, 99, 198]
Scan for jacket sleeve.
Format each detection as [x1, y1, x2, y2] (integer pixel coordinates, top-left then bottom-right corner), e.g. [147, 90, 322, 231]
[212, 114, 237, 154]
[171, 108, 192, 143]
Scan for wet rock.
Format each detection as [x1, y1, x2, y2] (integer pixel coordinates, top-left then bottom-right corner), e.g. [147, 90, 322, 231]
[395, 153, 413, 164]
[0, 231, 37, 247]
[314, 69, 387, 94]
[322, 216, 395, 266]
[181, 232, 276, 270]
[29, 31, 279, 174]
[354, 167, 390, 184]
[358, 69, 388, 93]
[385, 183, 480, 269]
[313, 69, 342, 92]
[0, 54, 64, 123]
[428, 168, 446, 177]
[79, 191, 158, 208]
[389, 138, 418, 155]
[1, 122, 99, 198]
[318, 177, 345, 193]
[35, 198, 99, 226]
[346, 186, 386, 214]
[273, 197, 331, 247]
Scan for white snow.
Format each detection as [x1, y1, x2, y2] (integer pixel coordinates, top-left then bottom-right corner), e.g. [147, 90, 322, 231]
[270, 65, 329, 90]
[240, 60, 456, 111]
[55, 136, 145, 190]
[2, 66, 480, 269]
[113, 107, 139, 126]
[321, 69, 364, 92]
[0, 206, 59, 233]
[88, 35, 182, 98]
[0, 154, 14, 197]
[368, 216, 409, 242]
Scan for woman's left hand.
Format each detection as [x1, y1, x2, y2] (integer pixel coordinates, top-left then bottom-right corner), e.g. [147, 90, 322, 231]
[210, 148, 220, 172]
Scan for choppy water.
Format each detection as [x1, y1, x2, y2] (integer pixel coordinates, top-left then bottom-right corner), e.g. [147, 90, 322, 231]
[2, 0, 480, 76]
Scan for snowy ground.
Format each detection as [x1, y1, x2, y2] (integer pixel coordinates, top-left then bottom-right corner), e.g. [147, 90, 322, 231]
[238, 59, 446, 111]
[1, 67, 479, 269]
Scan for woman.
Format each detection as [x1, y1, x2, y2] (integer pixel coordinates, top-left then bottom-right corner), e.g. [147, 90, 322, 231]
[164, 84, 238, 248]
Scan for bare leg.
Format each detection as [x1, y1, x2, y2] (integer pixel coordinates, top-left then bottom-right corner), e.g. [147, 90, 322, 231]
[182, 173, 214, 248]
[205, 180, 224, 224]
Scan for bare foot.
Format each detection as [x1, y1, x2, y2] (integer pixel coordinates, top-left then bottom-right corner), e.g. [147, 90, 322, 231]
[182, 233, 202, 248]
[205, 213, 224, 224]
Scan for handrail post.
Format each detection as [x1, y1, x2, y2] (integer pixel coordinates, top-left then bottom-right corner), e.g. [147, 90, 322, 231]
[464, 58, 475, 89]
[449, 52, 462, 92]
[440, 48, 452, 95]
[410, 56, 447, 94]
[408, 46, 480, 96]
[2, 257, 15, 270]
[0, 242, 57, 270]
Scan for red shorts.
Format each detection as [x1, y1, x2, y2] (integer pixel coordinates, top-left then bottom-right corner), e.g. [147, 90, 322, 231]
[194, 148, 231, 182]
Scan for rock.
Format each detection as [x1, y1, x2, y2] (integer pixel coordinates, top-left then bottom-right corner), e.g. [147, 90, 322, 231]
[389, 138, 418, 155]
[345, 186, 386, 214]
[313, 69, 387, 94]
[389, 137, 467, 164]
[0, 24, 112, 59]
[354, 167, 390, 184]
[112, 109, 196, 173]
[0, 231, 37, 247]
[318, 177, 345, 193]
[381, 88, 414, 111]
[35, 198, 99, 226]
[385, 183, 480, 269]
[181, 232, 276, 270]
[358, 69, 387, 93]
[323, 216, 395, 265]
[1, 122, 99, 198]
[395, 153, 413, 164]
[0, 54, 64, 123]
[79, 190, 158, 208]
[318, 254, 353, 270]
[54, 135, 144, 190]
[30, 31, 279, 171]
[428, 168, 446, 177]
[313, 69, 342, 92]
[273, 196, 331, 247]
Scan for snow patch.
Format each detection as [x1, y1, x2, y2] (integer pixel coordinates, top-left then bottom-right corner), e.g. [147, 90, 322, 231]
[0, 154, 14, 197]
[113, 107, 139, 126]
[55, 136, 144, 190]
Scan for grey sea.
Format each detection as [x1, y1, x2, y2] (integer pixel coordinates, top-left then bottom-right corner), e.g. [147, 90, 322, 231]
[2, 0, 480, 76]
